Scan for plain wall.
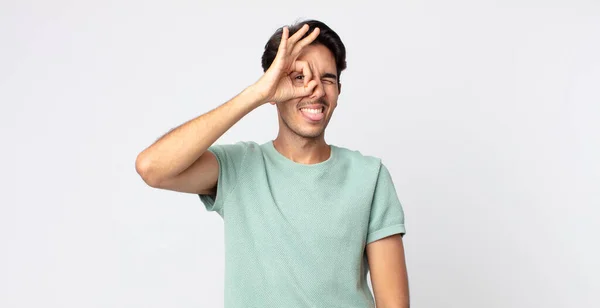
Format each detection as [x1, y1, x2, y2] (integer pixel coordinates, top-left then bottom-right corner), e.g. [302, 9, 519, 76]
[1, 0, 598, 307]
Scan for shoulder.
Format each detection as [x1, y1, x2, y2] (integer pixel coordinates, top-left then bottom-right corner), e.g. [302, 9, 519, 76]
[210, 140, 258, 153]
[332, 144, 383, 172]
[207, 141, 261, 165]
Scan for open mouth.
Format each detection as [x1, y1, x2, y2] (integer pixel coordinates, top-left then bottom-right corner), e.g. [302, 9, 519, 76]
[299, 106, 325, 122]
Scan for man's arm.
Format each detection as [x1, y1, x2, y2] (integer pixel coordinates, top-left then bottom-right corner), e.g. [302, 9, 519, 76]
[135, 89, 262, 193]
[366, 234, 410, 308]
[135, 24, 321, 194]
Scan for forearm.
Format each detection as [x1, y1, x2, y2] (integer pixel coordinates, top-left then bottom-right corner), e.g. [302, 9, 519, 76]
[135, 86, 264, 184]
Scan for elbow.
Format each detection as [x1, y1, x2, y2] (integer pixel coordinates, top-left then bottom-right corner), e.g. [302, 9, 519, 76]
[135, 153, 163, 188]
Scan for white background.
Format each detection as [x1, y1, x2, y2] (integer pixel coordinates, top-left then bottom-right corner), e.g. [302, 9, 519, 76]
[1, 0, 598, 307]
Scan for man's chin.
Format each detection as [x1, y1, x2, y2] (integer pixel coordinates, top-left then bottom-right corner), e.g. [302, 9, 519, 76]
[295, 127, 325, 139]
[280, 116, 327, 139]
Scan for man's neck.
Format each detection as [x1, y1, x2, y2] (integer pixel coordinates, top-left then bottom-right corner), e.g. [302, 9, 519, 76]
[272, 135, 331, 165]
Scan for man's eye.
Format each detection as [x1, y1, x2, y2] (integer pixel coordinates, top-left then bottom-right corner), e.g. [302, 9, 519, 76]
[323, 79, 335, 85]
[295, 75, 304, 80]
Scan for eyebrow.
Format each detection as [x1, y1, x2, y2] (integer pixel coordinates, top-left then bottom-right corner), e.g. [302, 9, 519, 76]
[321, 73, 338, 80]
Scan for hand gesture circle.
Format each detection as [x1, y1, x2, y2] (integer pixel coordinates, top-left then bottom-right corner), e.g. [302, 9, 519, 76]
[254, 24, 321, 105]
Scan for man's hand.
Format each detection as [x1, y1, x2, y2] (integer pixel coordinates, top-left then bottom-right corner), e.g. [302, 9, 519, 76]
[252, 24, 321, 105]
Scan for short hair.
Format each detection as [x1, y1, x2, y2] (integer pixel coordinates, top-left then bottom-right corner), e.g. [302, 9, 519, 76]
[261, 19, 347, 86]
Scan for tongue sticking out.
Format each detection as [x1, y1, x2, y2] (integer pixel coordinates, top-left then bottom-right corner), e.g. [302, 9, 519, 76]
[300, 108, 324, 122]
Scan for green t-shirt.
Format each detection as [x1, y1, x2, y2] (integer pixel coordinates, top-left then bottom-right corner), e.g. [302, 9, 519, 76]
[199, 140, 406, 308]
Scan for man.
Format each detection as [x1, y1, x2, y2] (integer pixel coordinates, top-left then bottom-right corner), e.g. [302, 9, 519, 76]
[136, 19, 409, 308]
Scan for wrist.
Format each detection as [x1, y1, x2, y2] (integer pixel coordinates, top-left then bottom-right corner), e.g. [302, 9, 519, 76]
[242, 84, 269, 107]
[237, 85, 268, 110]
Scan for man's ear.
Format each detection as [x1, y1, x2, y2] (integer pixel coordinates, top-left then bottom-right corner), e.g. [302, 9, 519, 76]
[338, 83, 342, 95]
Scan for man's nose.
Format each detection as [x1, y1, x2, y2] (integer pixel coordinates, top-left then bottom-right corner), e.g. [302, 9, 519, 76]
[309, 79, 325, 100]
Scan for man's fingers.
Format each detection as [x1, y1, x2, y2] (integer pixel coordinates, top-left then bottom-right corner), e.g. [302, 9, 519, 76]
[294, 79, 318, 98]
[275, 26, 289, 61]
[292, 60, 313, 87]
[291, 27, 320, 56]
[287, 24, 310, 46]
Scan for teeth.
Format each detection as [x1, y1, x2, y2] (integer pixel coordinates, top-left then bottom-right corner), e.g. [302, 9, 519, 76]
[300, 108, 323, 114]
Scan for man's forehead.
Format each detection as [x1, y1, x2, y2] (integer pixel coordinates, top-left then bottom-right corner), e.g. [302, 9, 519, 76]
[298, 44, 336, 70]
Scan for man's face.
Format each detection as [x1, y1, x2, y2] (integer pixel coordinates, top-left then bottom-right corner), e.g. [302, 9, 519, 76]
[276, 43, 340, 139]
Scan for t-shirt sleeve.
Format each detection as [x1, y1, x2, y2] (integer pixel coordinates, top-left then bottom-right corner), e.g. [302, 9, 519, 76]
[198, 141, 248, 214]
[366, 163, 406, 244]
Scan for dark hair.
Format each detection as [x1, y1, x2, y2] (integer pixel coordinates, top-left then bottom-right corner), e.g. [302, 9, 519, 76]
[261, 19, 347, 86]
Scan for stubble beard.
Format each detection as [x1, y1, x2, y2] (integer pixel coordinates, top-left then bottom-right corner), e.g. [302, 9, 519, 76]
[281, 114, 326, 139]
